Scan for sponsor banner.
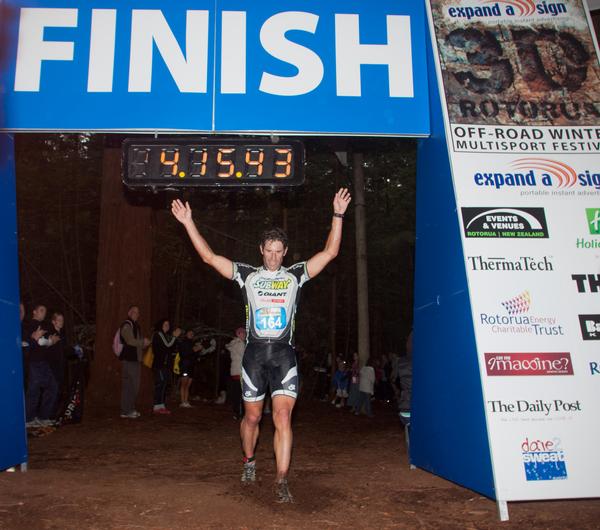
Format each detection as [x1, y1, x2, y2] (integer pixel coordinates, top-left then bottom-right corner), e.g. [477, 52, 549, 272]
[428, 0, 600, 500]
[485, 352, 573, 376]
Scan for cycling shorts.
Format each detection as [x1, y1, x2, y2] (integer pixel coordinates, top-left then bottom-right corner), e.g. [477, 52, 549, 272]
[241, 342, 298, 402]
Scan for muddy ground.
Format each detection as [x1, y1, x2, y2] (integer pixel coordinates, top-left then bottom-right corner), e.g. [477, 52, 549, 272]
[1, 400, 599, 529]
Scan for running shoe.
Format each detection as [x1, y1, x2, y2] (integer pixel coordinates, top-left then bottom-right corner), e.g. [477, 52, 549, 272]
[179, 402, 193, 408]
[120, 412, 139, 419]
[153, 408, 171, 415]
[275, 478, 294, 503]
[241, 461, 256, 483]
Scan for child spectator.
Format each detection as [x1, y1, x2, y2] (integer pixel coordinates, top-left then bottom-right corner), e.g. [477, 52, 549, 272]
[331, 357, 349, 408]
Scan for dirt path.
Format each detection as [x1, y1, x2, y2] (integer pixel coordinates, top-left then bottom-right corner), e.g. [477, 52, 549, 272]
[1, 401, 599, 529]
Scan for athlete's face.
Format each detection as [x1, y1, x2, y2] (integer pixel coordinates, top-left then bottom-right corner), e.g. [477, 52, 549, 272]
[260, 239, 288, 271]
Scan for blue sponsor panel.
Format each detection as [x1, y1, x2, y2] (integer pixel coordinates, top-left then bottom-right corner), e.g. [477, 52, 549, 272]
[410, 27, 494, 498]
[0, 134, 28, 470]
[2, 0, 428, 134]
[215, 0, 429, 136]
[3, 0, 215, 131]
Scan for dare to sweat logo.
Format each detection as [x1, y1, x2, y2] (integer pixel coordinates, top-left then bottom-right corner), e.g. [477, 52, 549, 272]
[521, 436, 568, 481]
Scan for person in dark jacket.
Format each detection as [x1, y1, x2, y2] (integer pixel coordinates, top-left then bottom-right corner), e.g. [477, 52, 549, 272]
[25, 304, 60, 426]
[152, 318, 182, 414]
[46, 311, 67, 418]
[120, 305, 150, 419]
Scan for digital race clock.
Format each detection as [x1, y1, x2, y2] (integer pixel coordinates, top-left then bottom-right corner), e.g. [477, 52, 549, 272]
[122, 138, 305, 189]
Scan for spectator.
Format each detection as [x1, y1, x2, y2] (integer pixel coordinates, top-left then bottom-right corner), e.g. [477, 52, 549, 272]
[46, 311, 67, 418]
[347, 352, 360, 412]
[398, 330, 413, 425]
[152, 318, 182, 415]
[331, 357, 349, 408]
[25, 304, 60, 426]
[177, 329, 204, 408]
[355, 358, 375, 418]
[119, 305, 150, 419]
[225, 327, 246, 419]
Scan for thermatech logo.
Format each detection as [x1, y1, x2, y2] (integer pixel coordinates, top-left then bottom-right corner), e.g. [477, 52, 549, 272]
[521, 436, 567, 482]
[461, 207, 548, 238]
[447, 0, 567, 20]
[473, 159, 600, 191]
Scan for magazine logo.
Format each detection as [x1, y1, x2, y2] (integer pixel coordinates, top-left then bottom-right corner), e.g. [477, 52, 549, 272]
[485, 352, 573, 376]
[462, 207, 548, 238]
[571, 274, 600, 293]
[487, 398, 582, 415]
[578, 314, 600, 340]
[468, 255, 553, 272]
[521, 436, 567, 481]
[447, 1, 566, 20]
[473, 159, 600, 191]
[479, 290, 564, 336]
[576, 209, 600, 249]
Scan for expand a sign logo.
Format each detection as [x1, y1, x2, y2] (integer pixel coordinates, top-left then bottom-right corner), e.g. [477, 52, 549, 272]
[576, 209, 600, 249]
[521, 436, 567, 482]
[473, 159, 600, 193]
[485, 352, 573, 376]
[462, 207, 548, 238]
[446, 0, 567, 20]
[479, 290, 564, 336]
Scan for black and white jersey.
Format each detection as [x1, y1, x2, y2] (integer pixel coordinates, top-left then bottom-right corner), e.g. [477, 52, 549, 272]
[232, 262, 310, 345]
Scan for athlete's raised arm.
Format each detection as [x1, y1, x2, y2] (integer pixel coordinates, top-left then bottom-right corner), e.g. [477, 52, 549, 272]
[171, 199, 234, 280]
[306, 188, 351, 279]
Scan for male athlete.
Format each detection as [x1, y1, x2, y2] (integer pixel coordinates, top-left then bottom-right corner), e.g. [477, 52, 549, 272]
[171, 188, 351, 502]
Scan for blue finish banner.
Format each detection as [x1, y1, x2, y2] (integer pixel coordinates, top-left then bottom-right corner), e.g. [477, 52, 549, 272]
[0, 0, 429, 135]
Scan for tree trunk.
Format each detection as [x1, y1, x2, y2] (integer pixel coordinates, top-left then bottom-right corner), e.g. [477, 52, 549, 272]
[91, 146, 153, 406]
[353, 152, 370, 367]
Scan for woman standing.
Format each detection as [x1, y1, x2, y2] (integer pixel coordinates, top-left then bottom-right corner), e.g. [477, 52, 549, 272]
[152, 319, 181, 414]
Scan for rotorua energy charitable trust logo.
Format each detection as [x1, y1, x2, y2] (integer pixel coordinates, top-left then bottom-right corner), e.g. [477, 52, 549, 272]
[521, 436, 568, 481]
[479, 290, 564, 336]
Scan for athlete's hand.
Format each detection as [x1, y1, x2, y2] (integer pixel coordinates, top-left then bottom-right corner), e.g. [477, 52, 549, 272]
[333, 188, 351, 215]
[171, 199, 193, 225]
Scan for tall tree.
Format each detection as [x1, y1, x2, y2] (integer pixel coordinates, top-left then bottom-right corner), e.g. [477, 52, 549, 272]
[91, 146, 153, 405]
[353, 152, 370, 366]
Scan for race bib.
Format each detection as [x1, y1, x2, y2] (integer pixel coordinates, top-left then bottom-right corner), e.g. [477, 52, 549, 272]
[255, 307, 287, 331]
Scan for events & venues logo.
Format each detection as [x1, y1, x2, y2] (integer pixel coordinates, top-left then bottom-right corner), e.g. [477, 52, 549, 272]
[479, 290, 564, 336]
[461, 207, 548, 238]
[521, 436, 567, 481]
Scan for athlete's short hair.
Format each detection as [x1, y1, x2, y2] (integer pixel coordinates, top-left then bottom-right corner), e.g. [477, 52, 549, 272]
[259, 227, 288, 249]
